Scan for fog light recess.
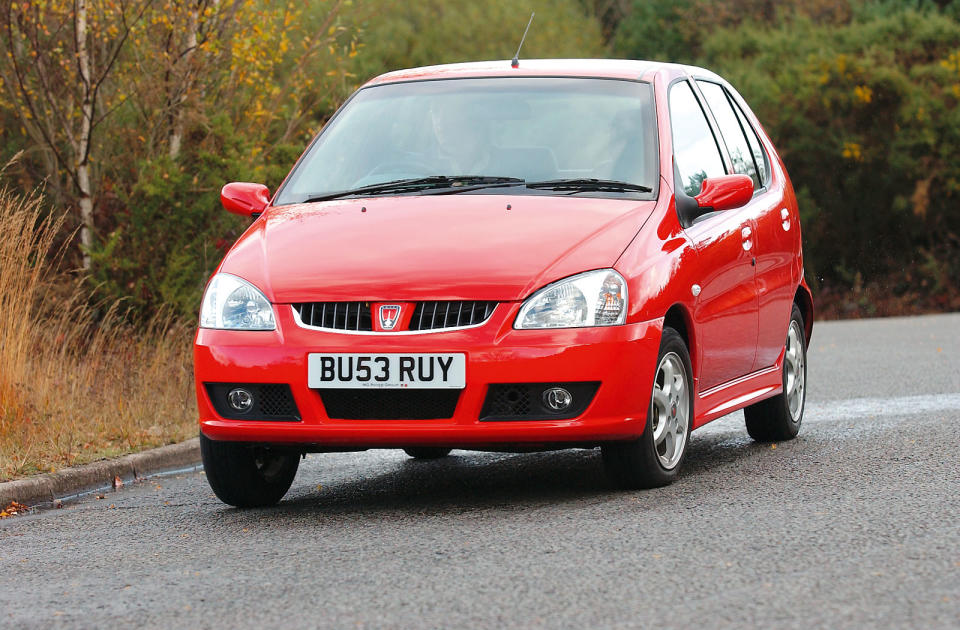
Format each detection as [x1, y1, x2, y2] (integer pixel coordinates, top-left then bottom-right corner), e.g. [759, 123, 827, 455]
[479, 382, 600, 421]
[204, 383, 300, 421]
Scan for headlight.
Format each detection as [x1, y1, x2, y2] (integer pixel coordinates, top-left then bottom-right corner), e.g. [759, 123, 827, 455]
[199, 273, 276, 330]
[515, 269, 628, 329]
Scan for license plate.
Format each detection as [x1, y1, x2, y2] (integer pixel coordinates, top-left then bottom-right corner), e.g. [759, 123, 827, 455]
[307, 353, 466, 389]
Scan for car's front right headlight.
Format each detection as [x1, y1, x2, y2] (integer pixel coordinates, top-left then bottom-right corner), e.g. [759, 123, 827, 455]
[199, 273, 276, 330]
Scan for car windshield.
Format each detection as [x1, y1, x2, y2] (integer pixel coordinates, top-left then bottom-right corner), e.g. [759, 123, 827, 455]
[274, 77, 658, 205]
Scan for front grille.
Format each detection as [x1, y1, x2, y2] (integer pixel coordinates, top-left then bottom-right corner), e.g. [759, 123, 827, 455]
[293, 301, 497, 332]
[295, 302, 373, 331]
[318, 389, 461, 420]
[480, 382, 601, 421]
[410, 301, 497, 330]
[205, 383, 300, 421]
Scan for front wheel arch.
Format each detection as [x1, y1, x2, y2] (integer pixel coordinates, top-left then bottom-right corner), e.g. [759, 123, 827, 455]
[662, 303, 696, 387]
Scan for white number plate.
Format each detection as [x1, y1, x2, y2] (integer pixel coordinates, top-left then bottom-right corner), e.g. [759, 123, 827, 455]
[307, 353, 466, 389]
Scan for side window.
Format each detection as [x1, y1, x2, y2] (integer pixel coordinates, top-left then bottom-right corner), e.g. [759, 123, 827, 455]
[669, 81, 725, 197]
[730, 96, 770, 187]
[698, 81, 760, 189]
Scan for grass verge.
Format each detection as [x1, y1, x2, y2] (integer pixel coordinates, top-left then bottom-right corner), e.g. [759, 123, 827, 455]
[0, 185, 196, 481]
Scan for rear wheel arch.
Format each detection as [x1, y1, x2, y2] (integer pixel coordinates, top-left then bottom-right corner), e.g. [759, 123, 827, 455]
[793, 285, 813, 347]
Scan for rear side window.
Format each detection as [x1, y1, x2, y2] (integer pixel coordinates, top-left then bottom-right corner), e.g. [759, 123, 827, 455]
[698, 81, 760, 189]
[669, 81, 725, 197]
[731, 95, 770, 187]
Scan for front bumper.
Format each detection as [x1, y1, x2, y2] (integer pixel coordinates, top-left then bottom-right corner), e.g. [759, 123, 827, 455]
[195, 304, 662, 449]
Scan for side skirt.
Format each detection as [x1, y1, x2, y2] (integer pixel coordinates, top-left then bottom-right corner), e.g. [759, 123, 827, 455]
[693, 346, 785, 429]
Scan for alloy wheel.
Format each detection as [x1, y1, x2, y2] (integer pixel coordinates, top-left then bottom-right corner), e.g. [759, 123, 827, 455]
[785, 320, 806, 422]
[650, 351, 689, 470]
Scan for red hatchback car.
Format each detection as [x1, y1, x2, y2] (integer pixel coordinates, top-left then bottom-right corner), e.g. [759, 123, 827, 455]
[196, 59, 812, 507]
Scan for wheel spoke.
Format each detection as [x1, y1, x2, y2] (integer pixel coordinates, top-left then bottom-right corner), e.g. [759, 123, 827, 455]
[785, 348, 796, 374]
[652, 388, 670, 414]
[660, 360, 675, 396]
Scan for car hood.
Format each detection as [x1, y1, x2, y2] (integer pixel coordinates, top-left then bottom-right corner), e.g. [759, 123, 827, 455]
[219, 194, 656, 303]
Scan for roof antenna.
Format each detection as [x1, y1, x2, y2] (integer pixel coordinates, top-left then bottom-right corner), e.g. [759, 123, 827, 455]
[511, 12, 535, 68]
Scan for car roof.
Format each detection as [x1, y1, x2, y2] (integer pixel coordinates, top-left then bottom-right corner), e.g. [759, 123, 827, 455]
[363, 59, 725, 87]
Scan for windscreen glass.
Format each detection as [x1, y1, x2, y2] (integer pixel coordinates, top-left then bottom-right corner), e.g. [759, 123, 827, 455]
[274, 77, 658, 204]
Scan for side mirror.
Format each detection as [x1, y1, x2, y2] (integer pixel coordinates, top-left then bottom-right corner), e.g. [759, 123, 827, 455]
[221, 182, 270, 217]
[694, 174, 754, 212]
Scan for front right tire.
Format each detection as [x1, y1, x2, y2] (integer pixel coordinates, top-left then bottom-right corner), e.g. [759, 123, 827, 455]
[200, 434, 300, 508]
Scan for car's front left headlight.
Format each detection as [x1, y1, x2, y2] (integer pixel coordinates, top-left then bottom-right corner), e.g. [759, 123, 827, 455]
[199, 273, 276, 330]
[515, 269, 628, 329]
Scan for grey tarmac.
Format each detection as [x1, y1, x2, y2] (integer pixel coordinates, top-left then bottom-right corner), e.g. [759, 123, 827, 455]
[2, 313, 959, 629]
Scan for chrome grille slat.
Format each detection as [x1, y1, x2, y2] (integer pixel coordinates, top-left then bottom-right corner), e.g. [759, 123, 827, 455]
[293, 301, 497, 332]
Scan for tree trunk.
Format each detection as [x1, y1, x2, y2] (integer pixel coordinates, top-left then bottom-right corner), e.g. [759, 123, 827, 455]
[76, 0, 94, 270]
[77, 165, 94, 270]
[168, 4, 202, 160]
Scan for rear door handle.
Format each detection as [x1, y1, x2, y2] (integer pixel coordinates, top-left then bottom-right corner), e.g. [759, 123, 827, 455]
[781, 208, 791, 231]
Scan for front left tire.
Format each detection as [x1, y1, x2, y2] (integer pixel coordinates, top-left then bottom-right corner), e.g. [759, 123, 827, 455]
[602, 326, 693, 489]
[200, 434, 300, 508]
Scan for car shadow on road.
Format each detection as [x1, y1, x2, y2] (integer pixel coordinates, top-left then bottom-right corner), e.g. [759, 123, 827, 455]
[217, 425, 775, 518]
[277, 448, 612, 516]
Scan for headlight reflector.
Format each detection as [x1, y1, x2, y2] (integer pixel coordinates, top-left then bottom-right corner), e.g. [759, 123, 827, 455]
[515, 269, 628, 329]
[200, 273, 275, 330]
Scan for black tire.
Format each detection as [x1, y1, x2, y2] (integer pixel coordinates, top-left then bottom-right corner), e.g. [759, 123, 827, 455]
[200, 434, 299, 508]
[403, 447, 452, 459]
[744, 303, 807, 442]
[602, 327, 693, 489]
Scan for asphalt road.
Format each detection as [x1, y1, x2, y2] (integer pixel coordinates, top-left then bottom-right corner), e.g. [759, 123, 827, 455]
[3, 313, 959, 629]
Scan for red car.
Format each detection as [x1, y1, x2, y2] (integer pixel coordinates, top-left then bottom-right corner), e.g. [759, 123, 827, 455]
[196, 59, 812, 507]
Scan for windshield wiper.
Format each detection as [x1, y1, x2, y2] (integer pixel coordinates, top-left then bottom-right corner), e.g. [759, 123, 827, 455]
[301, 176, 525, 203]
[525, 178, 653, 193]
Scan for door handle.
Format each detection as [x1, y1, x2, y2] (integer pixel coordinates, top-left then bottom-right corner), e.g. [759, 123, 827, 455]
[741, 225, 752, 251]
[781, 208, 791, 231]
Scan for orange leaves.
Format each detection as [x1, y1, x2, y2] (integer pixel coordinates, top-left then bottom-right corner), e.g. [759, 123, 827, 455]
[0, 501, 29, 518]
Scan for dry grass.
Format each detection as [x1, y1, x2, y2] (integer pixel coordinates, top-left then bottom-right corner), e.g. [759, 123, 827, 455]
[0, 185, 196, 481]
